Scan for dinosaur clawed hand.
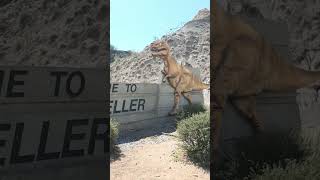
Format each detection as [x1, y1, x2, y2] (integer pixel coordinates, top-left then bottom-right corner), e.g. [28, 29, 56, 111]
[307, 81, 320, 101]
[161, 70, 168, 83]
[311, 80, 320, 91]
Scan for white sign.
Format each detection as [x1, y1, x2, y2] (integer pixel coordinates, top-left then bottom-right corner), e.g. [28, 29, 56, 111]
[110, 83, 205, 128]
[0, 66, 107, 170]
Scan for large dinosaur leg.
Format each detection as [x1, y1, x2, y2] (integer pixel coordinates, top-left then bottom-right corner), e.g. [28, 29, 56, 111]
[231, 96, 264, 132]
[168, 91, 181, 116]
[212, 94, 226, 151]
[182, 92, 192, 105]
[212, 94, 227, 168]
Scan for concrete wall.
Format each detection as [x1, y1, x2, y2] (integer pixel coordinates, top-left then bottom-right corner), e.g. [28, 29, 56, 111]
[220, 92, 300, 141]
[110, 82, 205, 132]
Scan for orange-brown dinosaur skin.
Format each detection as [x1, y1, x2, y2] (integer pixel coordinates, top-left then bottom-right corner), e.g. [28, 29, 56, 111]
[212, 2, 320, 164]
[150, 40, 209, 115]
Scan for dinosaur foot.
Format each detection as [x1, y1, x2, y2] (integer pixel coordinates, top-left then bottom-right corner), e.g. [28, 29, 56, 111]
[253, 126, 264, 136]
[212, 148, 224, 171]
[168, 111, 177, 116]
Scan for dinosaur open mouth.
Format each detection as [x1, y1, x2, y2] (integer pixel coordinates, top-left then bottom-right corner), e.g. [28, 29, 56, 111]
[150, 47, 167, 52]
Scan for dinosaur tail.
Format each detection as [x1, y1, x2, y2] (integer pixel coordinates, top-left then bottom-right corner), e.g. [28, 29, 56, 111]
[192, 77, 210, 91]
[261, 38, 320, 92]
[268, 61, 320, 91]
[292, 69, 320, 90]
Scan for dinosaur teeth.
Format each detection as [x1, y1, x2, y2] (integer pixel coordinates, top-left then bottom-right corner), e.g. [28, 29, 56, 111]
[150, 47, 167, 52]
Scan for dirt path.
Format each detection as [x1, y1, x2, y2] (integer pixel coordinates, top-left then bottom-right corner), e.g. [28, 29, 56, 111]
[111, 132, 209, 180]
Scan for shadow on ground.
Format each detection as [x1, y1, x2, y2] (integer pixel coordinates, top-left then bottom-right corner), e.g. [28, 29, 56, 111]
[117, 117, 177, 144]
[110, 146, 124, 162]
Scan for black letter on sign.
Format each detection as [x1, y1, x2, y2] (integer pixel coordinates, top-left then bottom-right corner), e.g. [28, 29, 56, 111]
[0, 124, 11, 166]
[36, 121, 60, 161]
[88, 118, 107, 154]
[66, 71, 85, 97]
[7, 70, 28, 97]
[10, 123, 35, 164]
[138, 99, 145, 111]
[50, 71, 68, 96]
[62, 119, 88, 158]
[0, 71, 4, 95]
[112, 83, 119, 93]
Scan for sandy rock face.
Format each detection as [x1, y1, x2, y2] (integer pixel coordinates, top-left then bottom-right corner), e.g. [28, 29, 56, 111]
[111, 9, 210, 85]
[0, 0, 108, 67]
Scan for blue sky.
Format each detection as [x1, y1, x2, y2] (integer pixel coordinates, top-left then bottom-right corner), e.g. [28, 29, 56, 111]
[111, 0, 210, 51]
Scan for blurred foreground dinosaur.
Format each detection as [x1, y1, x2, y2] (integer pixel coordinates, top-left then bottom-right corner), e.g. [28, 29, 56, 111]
[150, 40, 209, 115]
[212, 2, 320, 164]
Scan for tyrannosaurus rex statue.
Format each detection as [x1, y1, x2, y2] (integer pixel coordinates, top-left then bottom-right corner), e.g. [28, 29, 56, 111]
[212, 2, 320, 163]
[150, 40, 209, 115]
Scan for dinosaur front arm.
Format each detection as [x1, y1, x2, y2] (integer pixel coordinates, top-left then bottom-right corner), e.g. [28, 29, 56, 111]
[161, 66, 179, 78]
[165, 72, 179, 78]
[162, 66, 168, 74]
[161, 71, 179, 83]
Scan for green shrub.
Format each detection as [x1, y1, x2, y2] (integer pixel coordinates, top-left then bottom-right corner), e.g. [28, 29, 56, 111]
[176, 104, 207, 122]
[110, 118, 119, 152]
[213, 131, 309, 179]
[246, 128, 320, 180]
[177, 112, 210, 168]
[248, 158, 320, 180]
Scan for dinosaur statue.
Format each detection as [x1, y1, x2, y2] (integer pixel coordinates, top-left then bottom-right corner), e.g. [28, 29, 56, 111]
[212, 2, 320, 164]
[160, 61, 193, 83]
[149, 40, 209, 115]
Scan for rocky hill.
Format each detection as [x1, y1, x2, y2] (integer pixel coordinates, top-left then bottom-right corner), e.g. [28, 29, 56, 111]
[0, 0, 108, 67]
[110, 49, 132, 63]
[110, 9, 210, 84]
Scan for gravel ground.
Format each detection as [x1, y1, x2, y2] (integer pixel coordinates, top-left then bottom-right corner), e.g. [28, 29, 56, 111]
[116, 117, 177, 145]
[111, 131, 209, 180]
[111, 117, 209, 180]
[117, 132, 178, 152]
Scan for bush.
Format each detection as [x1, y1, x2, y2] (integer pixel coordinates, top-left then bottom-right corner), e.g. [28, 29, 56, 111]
[177, 112, 210, 168]
[110, 118, 119, 152]
[176, 104, 207, 122]
[246, 128, 320, 180]
[248, 159, 320, 180]
[214, 131, 307, 179]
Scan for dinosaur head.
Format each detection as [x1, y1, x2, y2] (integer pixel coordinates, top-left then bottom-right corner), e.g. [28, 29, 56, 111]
[149, 40, 170, 58]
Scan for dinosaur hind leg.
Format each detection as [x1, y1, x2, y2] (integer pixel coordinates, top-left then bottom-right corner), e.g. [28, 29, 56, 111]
[182, 92, 192, 105]
[212, 94, 227, 168]
[231, 96, 263, 133]
[168, 91, 181, 116]
[212, 94, 226, 151]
